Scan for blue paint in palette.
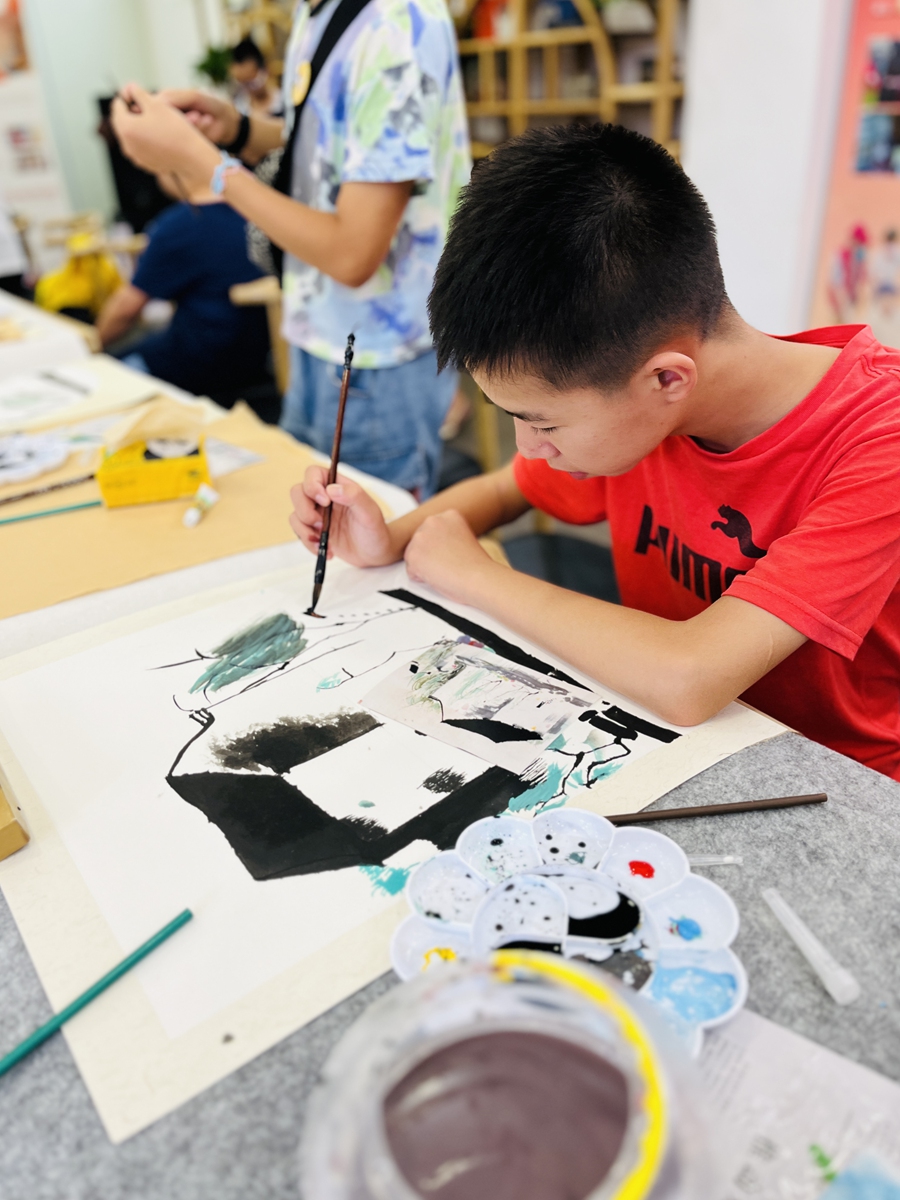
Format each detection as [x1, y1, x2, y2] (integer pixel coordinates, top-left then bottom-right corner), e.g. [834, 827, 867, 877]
[668, 916, 702, 941]
[647, 966, 737, 1024]
[820, 1154, 900, 1199]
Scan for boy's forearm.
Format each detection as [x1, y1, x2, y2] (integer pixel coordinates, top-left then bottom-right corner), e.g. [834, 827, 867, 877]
[453, 563, 799, 727]
[388, 464, 529, 558]
[459, 562, 693, 720]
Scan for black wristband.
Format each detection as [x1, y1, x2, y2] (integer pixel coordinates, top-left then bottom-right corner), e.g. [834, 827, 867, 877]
[220, 112, 251, 156]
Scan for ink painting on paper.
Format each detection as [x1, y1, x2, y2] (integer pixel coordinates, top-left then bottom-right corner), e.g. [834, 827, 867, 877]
[0, 566, 682, 1041]
[159, 582, 681, 885]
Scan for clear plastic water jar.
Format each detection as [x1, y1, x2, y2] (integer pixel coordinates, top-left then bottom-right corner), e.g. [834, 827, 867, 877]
[299, 950, 722, 1200]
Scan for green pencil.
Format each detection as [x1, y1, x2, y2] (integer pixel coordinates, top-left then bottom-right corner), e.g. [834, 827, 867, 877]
[0, 908, 192, 1078]
[0, 499, 103, 527]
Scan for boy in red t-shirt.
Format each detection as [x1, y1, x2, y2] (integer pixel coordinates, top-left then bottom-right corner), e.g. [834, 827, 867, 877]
[290, 124, 900, 780]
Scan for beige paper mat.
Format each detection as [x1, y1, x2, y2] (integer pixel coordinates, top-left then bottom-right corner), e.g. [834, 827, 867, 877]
[0, 403, 372, 620]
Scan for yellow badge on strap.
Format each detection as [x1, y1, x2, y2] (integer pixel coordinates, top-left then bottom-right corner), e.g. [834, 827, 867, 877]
[292, 60, 312, 107]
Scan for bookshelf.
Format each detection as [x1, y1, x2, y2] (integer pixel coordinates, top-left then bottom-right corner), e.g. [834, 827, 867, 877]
[223, 1, 293, 83]
[455, 0, 684, 160]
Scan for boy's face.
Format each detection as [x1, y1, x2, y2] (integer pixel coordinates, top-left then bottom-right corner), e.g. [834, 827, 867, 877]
[472, 361, 691, 478]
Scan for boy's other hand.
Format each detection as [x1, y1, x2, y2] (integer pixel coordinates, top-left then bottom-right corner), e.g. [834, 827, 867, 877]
[157, 89, 241, 147]
[290, 467, 399, 568]
[405, 510, 498, 604]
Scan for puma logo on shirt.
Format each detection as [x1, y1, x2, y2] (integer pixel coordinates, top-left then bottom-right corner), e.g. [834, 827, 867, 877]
[634, 503, 768, 602]
[710, 505, 767, 559]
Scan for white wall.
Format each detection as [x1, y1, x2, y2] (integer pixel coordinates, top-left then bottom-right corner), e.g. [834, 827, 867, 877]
[20, 0, 226, 219]
[21, 0, 151, 215]
[139, 0, 227, 92]
[681, 0, 852, 333]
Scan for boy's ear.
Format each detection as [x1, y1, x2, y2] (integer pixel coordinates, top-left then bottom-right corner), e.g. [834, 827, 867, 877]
[640, 351, 697, 403]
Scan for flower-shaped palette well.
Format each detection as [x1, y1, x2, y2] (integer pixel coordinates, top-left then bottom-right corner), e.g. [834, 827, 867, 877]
[391, 810, 747, 1051]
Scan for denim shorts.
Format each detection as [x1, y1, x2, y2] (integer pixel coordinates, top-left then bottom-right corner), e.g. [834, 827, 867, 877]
[280, 346, 456, 497]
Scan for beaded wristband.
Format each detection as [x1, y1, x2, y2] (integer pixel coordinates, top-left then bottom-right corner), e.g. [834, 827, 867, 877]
[210, 152, 244, 196]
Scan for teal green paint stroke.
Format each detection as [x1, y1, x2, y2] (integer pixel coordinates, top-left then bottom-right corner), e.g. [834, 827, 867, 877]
[359, 864, 411, 896]
[647, 966, 737, 1025]
[317, 672, 344, 691]
[191, 613, 307, 693]
[508, 762, 566, 812]
[586, 761, 624, 786]
[507, 756, 622, 813]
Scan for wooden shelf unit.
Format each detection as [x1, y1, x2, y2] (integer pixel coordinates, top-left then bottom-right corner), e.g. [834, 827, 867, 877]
[456, 0, 683, 159]
[224, 0, 294, 83]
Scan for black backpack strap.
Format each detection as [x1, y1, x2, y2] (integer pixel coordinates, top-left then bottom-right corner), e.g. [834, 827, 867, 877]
[273, 0, 377, 199]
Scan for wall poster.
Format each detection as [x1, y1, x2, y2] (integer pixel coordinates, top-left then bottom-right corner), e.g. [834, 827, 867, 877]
[810, 0, 900, 346]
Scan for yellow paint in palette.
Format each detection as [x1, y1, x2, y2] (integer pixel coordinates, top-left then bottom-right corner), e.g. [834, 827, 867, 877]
[96, 437, 211, 507]
[423, 946, 457, 968]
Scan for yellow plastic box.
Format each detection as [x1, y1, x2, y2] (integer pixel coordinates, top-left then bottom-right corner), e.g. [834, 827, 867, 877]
[96, 438, 212, 507]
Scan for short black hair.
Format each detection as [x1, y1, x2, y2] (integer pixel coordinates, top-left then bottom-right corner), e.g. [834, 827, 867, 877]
[429, 123, 728, 390]
[231, 37, 265, 69]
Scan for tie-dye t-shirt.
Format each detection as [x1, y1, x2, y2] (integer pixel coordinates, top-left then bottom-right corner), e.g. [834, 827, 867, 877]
[281, 0, 471, 368]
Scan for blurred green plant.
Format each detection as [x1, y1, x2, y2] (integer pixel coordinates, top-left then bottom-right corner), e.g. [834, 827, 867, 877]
[196, 45, 232, 86]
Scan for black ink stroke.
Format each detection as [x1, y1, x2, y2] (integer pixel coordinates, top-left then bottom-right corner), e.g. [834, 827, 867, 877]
[443, 717, 543, 743]
[168, 756, 526, 880]
[212, 710, 381, 775]
[419, 768, 467, 794]
[578, 706, 680, 744]
[381, 589, 587, 689]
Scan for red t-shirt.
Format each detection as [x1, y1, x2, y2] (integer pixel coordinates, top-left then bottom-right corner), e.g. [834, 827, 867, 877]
[513, 326, 900, 779]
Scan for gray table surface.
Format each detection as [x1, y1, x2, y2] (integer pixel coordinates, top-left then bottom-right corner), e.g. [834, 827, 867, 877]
[1, 730, 899, 1200]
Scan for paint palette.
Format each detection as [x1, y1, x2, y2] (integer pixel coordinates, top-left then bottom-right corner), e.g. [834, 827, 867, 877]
[391, 810, 747, 1052]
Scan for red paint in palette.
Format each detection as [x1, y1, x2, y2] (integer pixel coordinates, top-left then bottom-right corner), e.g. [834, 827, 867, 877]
[628, 860, 655, 879]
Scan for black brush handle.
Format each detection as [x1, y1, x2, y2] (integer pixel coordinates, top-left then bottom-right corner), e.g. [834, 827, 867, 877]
[307, 333, 354, 615]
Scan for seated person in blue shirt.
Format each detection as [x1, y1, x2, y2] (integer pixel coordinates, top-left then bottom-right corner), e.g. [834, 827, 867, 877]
[96, 172, 269, 398]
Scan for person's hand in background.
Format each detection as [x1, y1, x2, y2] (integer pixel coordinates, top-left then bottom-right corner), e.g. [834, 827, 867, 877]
[157, 89, 242, 147]
[111, 84, 218, 187]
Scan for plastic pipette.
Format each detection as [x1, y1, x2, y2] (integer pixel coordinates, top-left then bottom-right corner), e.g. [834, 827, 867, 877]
[688, 854, 743, 866]
[762, 887, 861, 1005]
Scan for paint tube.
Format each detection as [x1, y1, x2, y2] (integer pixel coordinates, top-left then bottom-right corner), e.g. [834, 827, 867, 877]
[183, 482, 219, 528]
[762, 887, 861, 1006]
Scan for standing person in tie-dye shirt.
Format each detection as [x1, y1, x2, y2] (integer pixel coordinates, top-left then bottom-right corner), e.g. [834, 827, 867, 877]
[111, 0, 470, 496]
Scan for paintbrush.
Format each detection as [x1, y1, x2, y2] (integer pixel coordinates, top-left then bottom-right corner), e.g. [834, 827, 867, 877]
[605, 792, 827, 825]
[306, 333, 355, 617]
[0, 473, 95, 508]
